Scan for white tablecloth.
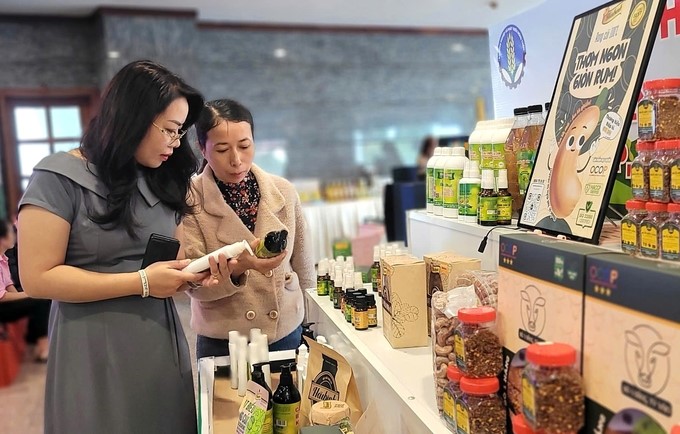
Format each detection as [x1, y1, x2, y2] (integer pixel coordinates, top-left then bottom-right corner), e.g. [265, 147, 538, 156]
[302, 197, 384, 264]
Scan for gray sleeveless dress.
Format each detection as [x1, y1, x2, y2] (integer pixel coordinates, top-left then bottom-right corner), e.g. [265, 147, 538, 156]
[20, 152, 197, 434]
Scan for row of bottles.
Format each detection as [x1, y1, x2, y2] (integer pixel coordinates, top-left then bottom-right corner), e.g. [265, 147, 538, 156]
[426, 103, 548, 222]
[322, 178, 371, 202]
[251, 362, 301, 434]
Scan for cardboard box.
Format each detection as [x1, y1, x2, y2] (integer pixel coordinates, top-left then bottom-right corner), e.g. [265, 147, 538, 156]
[423, 252, 481, 335]
[381, 255, 428, 348]
[584, 253, 680, 433]
[497, 233, 606, 416]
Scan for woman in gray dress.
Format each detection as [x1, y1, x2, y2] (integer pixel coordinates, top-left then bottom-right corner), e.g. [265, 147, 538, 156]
[17, 60, 232, 434]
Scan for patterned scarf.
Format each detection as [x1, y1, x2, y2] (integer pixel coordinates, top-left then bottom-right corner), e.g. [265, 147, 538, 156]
[214, 171, 261, 233]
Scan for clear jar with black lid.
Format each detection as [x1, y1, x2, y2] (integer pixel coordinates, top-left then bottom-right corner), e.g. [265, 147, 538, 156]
[522, 342, 584, 434]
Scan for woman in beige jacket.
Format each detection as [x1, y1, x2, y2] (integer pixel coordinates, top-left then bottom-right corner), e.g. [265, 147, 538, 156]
[184, 99, 315, 358]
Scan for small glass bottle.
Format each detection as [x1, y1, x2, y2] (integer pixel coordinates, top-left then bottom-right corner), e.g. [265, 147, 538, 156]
[620, 200, 648, 256]
[523, 342, 584, 433]
[370, 246, 380, 293]
[661, 202, 680, 262]
[496, 168, 512, 225]
[442, 365, 463, 430]
[478, 169, 498, 226]
[333, 270, 344, 310]
[457, 377, 506, 434]
[649, 140, 673, 203]
[316, 260, 329, 296]
[366, 294, 378, 327]
[353, 296, 369, 331]
[454, 307, 503, 378]
[640, 202, 668, 259]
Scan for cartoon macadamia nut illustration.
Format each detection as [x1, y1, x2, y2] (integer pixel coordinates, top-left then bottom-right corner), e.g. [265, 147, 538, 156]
[548, 103, 601, 219]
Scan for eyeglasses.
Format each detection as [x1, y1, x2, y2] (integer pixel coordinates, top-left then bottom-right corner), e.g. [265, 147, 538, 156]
[152, 122, 187, 145]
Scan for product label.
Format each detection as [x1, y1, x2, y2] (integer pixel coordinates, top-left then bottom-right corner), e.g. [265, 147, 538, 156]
[620, 220, 638, 254]
[661, 225, 680, 261]
[492, 142, 506, 169]
[517, 151, 535, 195]
[469, 143, 480, 164]
[522, 375, 537, 426]
[479, 196, 498, 222]
[370, 266, 379, 292]
[640, 223, 659, 258]
[630, 163, 646, 194]
[455, 401, 469, 434]
[263, 409, 274, 434]
[426, 167, 434, 204]
[434, 168, 444, 206]
[671, 160, 680, 202]
[344, 304, 352, 323]
[442, 389, 456, 429]
[480, 143, 494, 170]
[354, 311, 369, 329]
[316, 279, 328, 296]
[649, 162, 667, 200]
[368, 308, 377, 326]
[454, 330, 466, 369]
[458, 183, 481, 217]
[637, 99, 655, 138]
[497, 196, 512, 222]
[273, 402, 301, 434]
[443, 168, 464, 209]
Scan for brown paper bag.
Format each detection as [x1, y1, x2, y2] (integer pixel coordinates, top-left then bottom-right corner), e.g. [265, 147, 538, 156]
[301, 337, 363, 426]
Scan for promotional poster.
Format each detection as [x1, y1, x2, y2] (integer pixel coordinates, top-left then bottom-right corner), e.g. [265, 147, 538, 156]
[518, 0, 665, 243]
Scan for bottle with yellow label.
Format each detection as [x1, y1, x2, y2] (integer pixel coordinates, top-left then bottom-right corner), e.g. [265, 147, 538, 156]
[649, 141, 673, 203]
[366, 294, 378, 327]
[639, 202, 668, 259]
[620, 200, 648, 256]
[353, 296, 369, 331]
[273, 363, 301, 434]
[442, 365, 463, 431]
[661, 203, 680, 261]
[631, 141, 654, 201]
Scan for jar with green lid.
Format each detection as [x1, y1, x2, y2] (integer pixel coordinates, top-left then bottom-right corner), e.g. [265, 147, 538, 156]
[661, 203, 680, 261]
[640, 202, 668, 259]
[454, 307, 503, 378]
[638, 78, 680, 140]
[522, 342, 584, 434]
[442, 365, 463, 431]
[620, 200, 648, 256]
[456, 377, 506, 434]
[649, 141, 675, 203]
[631, 141, 654, 201]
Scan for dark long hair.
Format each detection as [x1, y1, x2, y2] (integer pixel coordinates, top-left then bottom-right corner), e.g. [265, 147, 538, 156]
[80, 60, 204, 237]
[195, 99, 255, 152]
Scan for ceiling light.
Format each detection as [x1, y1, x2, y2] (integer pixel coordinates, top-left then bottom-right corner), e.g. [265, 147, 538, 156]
[451, 43, 466, 53]
[274, 48, 287, 59]
[107, 51, 120, 59]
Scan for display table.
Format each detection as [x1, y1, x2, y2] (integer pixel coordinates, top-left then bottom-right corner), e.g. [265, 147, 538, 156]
[303, 288, 450, 434]
[407, 210, 519, 270]
[303, 197, 384, 264]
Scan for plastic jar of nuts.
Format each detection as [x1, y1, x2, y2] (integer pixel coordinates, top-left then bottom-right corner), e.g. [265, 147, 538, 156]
[457, 377, 506, 434]
[638, 78, 680, 141]
[454, 307, 502, 378]
[640, 202, 669, 259]
[620, 200, 648, 255]
[522, 342, 584, 434]
[442, 365, 463, 430]
[650, 140, 678, 203]
[631, 141, 654, 201]
[661, 203, 680, 261]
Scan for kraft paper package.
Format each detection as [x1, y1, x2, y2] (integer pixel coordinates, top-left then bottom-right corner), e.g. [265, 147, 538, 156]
[301, 337, 363, 426]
